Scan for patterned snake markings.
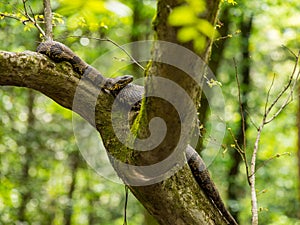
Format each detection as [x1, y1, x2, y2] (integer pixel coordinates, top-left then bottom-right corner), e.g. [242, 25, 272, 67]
[36, 41, 238, 225]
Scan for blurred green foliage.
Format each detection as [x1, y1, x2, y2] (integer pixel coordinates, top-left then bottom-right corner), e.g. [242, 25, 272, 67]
[206, 1, 300, 224]
[0, 0, 300, 224]
[168, 0, 217, 51]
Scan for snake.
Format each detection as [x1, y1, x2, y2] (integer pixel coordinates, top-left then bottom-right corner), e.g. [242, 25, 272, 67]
[36, 40, 134, 97]
[36, 41, 238, 225]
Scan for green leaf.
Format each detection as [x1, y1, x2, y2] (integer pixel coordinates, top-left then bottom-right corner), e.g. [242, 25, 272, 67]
[193, 35, 206, 52]
[177, 26, 198, 42]
[168, 5, 197, 26]
[196, 19, 217, 39]
[186, 0, 206, 13]
[23, 23, 34, 32]
[53, 13, 64, 25]
[222, 0, 237, 5]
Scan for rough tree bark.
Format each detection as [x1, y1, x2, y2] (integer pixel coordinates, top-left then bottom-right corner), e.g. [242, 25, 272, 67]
[0, 0, 231, 224]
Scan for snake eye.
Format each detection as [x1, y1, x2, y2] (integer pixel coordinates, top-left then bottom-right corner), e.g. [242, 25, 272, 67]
[104, 79, 114, 90]
[119, 75, 133, 83]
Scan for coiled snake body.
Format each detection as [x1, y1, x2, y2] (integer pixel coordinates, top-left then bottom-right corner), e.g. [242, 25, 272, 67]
[37, 41, 237, 225]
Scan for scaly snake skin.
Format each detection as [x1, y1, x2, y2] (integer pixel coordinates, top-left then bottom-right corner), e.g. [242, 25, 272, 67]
[36, 41, 238, 225]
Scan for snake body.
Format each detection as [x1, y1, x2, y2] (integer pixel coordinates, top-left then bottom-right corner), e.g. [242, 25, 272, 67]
[36, 41, 134, 95]
[36, 41, 237, 225]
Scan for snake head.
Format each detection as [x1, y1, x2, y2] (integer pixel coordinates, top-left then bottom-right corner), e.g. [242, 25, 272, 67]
[104, 75, 134, 91]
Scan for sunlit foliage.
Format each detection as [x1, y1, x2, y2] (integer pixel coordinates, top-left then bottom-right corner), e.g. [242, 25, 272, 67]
[0, 0, 299, 224]
[168, 0, 218, 51]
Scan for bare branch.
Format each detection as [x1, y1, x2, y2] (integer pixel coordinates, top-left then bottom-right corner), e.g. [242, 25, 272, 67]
[265, 56, 300, 124]
[250, 50, 300, 225]
[282, 45, 297, 58]
[228, 127, 251, 185]
[264, 73, 276, 116]
[264, 51, 300, 120]
[233, 57, 247, 149]
[67, 36, 145, 71]
[245, 109, 258, 130]
[232, 58, 251, 186]
[249, 152, 291, 178]
[123, 186, 129, 225]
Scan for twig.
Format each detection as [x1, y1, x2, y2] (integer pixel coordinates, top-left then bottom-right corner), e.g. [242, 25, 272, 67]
[214, 30, 241, 42]
[123, 185, 129, 225]
[227, 128, 243, 154]
[0, 13, 27, 23]
[282, 45, 297, 58]
[249, 152, 291, 178]
[264, 73, 276, 116]
[1, 2, 46, 38]
[21, 0, 46, 38]
[232, 58, 251, 185]
[265, 53, 300, 124]
[245, 109, 258, 130]
[228, 127, 251, 185]
[264, 51, 300, 120]
[67, 35, 145, 71]
[233, 58, 247, 149]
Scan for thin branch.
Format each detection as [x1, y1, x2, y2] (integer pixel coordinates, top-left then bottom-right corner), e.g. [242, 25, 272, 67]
[0, 13, 27, 23]
[264, 73, 276, 116]
[21, 0, 46, 38]
[214, 30, 241, 42]
[249, 152, 291, 178]
[67, 36, 145, 71]
[233, 58, 247, 149]
[123, 186, 129, 225]
[245, 109, 258, 130]
[227, 128, 243, 154]
[233, 58, 251, 185]
[228, 127, 251, 185]
[264, 51, 300, 118]
[0, 3, 45, 37]
[265, 51, 300, 124]
[250, 124, 261, 225]
[282, 45, 297, 58]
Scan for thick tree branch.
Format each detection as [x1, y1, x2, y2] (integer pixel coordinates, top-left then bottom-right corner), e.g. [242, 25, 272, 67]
[0, 50, 109, 124]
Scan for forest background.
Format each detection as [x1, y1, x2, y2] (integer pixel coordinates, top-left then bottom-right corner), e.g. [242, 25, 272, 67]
[0, 0, 299, 224]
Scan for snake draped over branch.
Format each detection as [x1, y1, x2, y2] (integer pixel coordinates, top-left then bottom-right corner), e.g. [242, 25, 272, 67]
[36, 41, 238, 225]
